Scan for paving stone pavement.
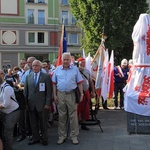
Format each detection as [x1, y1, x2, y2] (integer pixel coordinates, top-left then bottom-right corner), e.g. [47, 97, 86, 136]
[12, 108, 150, 150]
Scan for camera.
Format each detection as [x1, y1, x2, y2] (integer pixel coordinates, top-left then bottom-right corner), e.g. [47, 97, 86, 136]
[12, 73, 19, 78]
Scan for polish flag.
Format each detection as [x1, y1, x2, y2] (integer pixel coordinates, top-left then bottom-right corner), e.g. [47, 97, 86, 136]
[101, 49, 109, 101]
[86, 53, 92, 74]
[94, 42, 105, 98]
[108, 50, 114, 99]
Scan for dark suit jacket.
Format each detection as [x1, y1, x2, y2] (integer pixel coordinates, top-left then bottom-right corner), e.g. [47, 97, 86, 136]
[24, 71, 52, 111]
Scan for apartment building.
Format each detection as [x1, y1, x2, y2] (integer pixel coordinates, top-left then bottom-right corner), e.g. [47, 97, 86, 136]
[0, 0, 59, 69]
[147, 0, 150, 9]
[59, 0, 82, 54]
[0, 0, 82, 70]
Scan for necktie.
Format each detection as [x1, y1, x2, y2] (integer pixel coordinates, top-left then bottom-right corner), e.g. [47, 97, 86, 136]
[34, 73, 37, 86]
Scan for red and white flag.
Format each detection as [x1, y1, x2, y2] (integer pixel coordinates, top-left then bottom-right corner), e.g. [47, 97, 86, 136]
[56, 25, 67, 66]
[92, 41, 105, 98]
[101, 49, 109, 101]
[91, 51, 99, 81]
[86, 53, 92, 74]
[108, 50, 114, 99]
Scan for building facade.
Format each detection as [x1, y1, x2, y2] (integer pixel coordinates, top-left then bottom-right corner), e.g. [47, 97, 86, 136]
[0, 0, 82, 69]
[59, 0, 82, 54]
[147, 0, 150, 9]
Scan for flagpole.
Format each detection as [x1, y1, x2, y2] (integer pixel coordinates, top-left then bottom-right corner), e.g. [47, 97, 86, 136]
[91, 33, 106, 65]
[56, 16, 68, 66]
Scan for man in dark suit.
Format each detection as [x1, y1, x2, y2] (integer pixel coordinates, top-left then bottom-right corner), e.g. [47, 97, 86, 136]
[24, 60, 52, 146]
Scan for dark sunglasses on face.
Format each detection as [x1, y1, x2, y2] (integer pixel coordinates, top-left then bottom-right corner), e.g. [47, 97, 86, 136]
[43, 66, 48, 69]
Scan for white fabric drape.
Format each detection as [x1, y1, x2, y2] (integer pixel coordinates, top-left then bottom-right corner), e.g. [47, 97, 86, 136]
[124, 13, 150, 116]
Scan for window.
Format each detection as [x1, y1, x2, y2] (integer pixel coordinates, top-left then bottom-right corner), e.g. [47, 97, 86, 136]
[38, 0, 45, 3]
[28, 33, 35, 43]
[28, 9, 34, 24]
[61, 0, 68, 5]
[27, 32, 47, 44]
[27, 0, 34, 2]
[38, 32, 44, 43]
[72, 16, 76, 25]
[27, 9, 46, 25]
[62, 11, 68, 25]
[70, 34, 78, 44]
[38, 10, 45, 25]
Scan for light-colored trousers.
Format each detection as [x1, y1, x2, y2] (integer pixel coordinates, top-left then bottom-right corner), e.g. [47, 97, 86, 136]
[57, 91, 79, 140]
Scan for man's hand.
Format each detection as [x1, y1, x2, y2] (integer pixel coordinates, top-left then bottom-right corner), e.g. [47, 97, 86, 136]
[54, 96, 58, 104]
[44, 105, 50, 110]
[0, 104, 4, 109]
[91, 92, 96, 98]
[79, 94, 84, 102]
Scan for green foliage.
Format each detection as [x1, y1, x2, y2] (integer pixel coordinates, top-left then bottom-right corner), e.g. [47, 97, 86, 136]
[69, 0, 149, 65]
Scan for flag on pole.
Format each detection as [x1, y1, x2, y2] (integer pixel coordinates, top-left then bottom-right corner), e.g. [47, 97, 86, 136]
[86, 53, 91, 74]
[94, 41, 105, 98]
[82, 49, 86, 58]
[63, 26, 67, 53]
[56, 25, 67, 66]
[108, 50, 114, 99]
[101, 49, 109, 101]
[91, 47, 101, 81]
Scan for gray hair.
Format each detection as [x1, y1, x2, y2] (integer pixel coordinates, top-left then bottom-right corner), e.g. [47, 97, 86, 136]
[62, 52, 71, 60]
[32, 60, 42, 66]
[27, 57, 36, 62]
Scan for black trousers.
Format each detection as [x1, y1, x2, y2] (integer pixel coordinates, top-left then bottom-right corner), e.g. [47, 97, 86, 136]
[114, 82, 125, 107]
[18, 109, 26, 137]
[29, 108, 49, 142]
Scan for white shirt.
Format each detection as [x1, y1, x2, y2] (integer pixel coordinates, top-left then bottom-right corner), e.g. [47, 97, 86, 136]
[0, 81, 19, 114]
[17, 69, 25, 81]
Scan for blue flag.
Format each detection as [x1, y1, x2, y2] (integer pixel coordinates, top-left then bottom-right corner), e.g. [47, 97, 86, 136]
[63, 26, 67, 53]
[57, 25, 67, 66]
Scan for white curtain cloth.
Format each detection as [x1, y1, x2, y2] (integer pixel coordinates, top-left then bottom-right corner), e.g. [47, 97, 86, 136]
[124, 13, 150, 116]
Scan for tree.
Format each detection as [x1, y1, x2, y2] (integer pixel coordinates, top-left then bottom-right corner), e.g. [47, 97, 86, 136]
[69, 0, 148, 64]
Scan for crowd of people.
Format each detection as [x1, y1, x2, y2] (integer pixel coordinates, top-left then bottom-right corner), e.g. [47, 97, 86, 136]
[0, 52, 133, 149]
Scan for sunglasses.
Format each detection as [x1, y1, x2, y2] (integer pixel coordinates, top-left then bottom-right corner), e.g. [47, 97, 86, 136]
[43, 66, 48, 68]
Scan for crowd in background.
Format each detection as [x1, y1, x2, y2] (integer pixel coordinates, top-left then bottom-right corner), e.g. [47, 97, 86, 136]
[0, 53, 133, 149]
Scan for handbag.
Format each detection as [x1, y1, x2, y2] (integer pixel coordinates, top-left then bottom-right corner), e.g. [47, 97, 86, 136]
[75, 87, 80, 103]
